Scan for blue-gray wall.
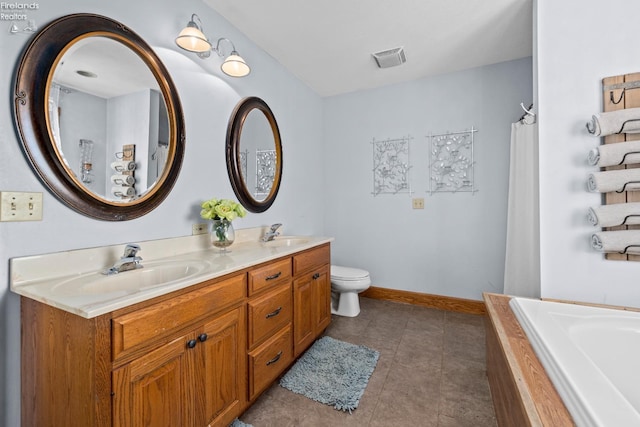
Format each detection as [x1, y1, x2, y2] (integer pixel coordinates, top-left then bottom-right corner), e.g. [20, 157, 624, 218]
[324, 57, 533, 300]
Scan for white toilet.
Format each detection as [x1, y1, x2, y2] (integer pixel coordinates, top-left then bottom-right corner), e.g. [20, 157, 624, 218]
[330, 265, 371, 317]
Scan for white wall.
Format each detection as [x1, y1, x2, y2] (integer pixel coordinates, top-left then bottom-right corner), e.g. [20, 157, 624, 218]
[324, 58, 533, 301]
[0, 1, 324, 425]
[58, 89, 108, 195]
[536, 0, 640, 306]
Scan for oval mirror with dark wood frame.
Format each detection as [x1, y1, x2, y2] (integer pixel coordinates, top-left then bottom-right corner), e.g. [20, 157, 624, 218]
[13, 13, 185, 221]
[226, 97, 282, 213]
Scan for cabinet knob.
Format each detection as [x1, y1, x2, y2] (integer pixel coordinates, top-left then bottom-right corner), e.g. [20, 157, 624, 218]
[266, 351, 283, 366]
[265, 306, 282, 319]
[198, 333, 208, 342]
[312, 273, 320, 280]
[186, 339, 197, 349]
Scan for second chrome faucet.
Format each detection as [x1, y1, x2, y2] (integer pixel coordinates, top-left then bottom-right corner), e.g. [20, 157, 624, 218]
[103, 244, 143, 275]
[262, 223, 282, 242]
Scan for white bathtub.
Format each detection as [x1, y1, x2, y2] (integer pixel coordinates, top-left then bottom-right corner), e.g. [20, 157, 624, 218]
[510, 297, 640, 427]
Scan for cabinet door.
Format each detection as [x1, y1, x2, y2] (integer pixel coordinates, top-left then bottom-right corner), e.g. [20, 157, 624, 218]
[293, 274, 315, 357]
[293, 265, 332, 357]
[314, 265, 331, 333]
[198, 305, 247, 427]
[113, 335, 194, 427]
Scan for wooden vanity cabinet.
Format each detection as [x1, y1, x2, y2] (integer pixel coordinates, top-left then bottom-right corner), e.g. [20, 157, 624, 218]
[20, 243, 331, 426]
[111, 273, 247, 427]
[112, 305, 246, 427]
[292, 244, 331, 357]
[22, 272, 247, 427]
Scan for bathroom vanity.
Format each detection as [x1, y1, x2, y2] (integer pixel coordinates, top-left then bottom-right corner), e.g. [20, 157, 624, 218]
[12, 233, 331, 427]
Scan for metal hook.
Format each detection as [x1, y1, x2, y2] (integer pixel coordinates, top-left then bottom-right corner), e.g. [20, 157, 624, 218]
[618, 244, 640, 254]
[519, 103, 535, 123]
[618, 118, 640, 134]
[610, 89, 625, 105]
[617, 151, 640, 165]
[615, 180, 640, 193]
[621, 214, 640, 225]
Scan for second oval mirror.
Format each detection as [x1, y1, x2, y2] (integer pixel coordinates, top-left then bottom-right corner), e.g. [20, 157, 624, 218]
[226, 97, 282, 213]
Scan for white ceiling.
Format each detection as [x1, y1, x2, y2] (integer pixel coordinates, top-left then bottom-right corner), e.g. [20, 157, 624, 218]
[53, 37, 159, 99]
[204, 0, 533, 97]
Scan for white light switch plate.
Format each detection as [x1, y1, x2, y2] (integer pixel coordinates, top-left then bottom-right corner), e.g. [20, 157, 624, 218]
[0, 191, 43, 221]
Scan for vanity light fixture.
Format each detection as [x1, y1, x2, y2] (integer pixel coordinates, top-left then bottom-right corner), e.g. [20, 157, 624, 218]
[175, 14, 251, 78]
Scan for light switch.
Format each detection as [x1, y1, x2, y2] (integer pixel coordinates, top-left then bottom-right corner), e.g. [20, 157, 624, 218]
[0, 191, 43, 221]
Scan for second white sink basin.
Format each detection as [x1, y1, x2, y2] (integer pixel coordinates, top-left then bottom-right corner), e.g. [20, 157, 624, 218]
[51, 259, 211, 296]
[262, 236, 310, 247]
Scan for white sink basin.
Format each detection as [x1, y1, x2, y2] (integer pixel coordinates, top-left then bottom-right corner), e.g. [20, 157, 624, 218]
[51, 259, 211, 295]
[263, 236, 310, 247]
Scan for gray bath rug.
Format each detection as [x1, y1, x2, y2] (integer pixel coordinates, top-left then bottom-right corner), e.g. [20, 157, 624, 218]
[229, 419, 253, 427]
[279, 336, 380, 412]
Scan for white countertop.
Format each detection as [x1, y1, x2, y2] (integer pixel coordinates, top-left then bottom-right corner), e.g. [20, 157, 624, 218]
[10, 228, 333, 319]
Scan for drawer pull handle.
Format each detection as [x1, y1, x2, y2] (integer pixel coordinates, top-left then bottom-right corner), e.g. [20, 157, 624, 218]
[265, 307, 282, 319]
[312, 273, 320, 280]
[266, 351, 283, 366]
[266, 272, 282, 281]
[186, 339, 197, 349]
[198, 333, 208, 342]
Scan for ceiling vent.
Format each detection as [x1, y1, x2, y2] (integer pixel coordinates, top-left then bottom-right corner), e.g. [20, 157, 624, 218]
[372, 47, 406, 69]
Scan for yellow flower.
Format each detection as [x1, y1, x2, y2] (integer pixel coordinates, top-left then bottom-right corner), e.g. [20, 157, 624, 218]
[200, 198, 247, 221]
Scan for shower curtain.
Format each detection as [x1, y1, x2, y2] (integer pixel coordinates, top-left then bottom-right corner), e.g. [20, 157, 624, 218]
[503, 119, 540, 298]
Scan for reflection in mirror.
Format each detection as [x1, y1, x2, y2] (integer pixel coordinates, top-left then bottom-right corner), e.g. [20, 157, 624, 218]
[226, 97, 282, 213]
[49, 37, 170, 202]
[13, 13, 185, 220]
[239, 109, 276, 202]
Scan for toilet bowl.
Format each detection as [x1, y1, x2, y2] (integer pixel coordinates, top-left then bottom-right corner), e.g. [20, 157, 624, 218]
[330, 265, 371, 317]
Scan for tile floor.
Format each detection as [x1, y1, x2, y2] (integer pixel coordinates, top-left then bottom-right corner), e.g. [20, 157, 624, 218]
[239, 297, 498, 426]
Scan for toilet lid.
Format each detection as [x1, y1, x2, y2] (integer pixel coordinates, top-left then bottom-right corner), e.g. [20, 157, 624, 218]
[331, 265, 369, 281]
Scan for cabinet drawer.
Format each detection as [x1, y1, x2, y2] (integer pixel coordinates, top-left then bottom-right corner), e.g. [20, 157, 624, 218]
[248, 258, 292, 295]
[248, 325, 292, 400]
[248, 282, 292, 349]
[293, 244, 330, 275]
[112, 274, 246, 361]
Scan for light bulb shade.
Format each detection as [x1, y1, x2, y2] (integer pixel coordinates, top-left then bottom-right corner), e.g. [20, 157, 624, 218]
[175, 24, 211, 53]
[221, 52, 250, 77]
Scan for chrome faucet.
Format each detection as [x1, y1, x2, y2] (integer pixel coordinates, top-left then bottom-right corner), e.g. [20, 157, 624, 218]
[102, 244, 143, 275]
[262, 223, 282, 242]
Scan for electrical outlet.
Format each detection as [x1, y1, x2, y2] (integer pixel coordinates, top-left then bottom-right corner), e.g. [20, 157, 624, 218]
[192, 223, 209, 235]
[0, 191, 43, 221]
[412, 198, 425, 209]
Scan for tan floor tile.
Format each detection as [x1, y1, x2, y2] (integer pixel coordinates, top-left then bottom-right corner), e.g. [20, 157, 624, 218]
[369, 387, 439, 427]
[239, 299, 497, 426]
